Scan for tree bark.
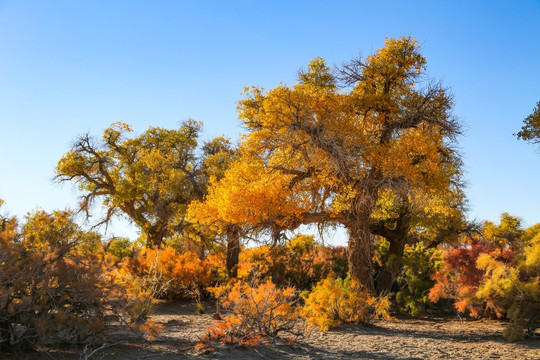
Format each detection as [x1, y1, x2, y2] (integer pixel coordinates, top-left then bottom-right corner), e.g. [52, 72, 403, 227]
[375, 233, 408, 294]
[226, 226, 240, 278]
[373, 201, 412, 294]
[347, 211, 375, 293]
[145, 223, 168, 248]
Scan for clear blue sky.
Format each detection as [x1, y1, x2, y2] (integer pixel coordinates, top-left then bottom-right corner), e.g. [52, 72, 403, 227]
[1, 1, 539, 242]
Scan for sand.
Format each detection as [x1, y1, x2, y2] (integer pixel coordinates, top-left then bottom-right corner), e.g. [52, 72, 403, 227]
[1, 301, 538, 360]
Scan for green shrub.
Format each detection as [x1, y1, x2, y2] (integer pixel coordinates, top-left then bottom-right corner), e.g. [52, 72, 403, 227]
[395, 242, 442, 316]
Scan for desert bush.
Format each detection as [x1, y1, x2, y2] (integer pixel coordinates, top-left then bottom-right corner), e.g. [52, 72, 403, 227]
[394, 242, 442, 316]
[429, 214, 540, 341]
[428, 237, 511, 317]
[120, 246, 224, 299]
[238, 235, 347, 290]
[301, 275, 392, 331]
[0, 210, 162, 351]
[198, 280, 300, 349]
[475, 236, 540, 341]
[0, 211, 109, 350]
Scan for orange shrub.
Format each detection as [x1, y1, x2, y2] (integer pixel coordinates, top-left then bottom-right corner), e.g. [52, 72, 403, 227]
[121, 246, 225, 299]
[0, 210, 160, 350]
[238, 235, 347, 290]
[198, 280, 300, 349]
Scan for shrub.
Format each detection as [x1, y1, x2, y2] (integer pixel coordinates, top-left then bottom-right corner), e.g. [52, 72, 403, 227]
[428, 237, 509, 317]
[475, 237, 540, 341]
[301, 275, 392, 331]
[0, 210, 162, 351]
[238, 235, 348, 290]
[121, 246, 222, 299]
[198, 280, 300, 349]
[395, 242, 442, 316]
[428, 214, 540, 341]
[0, 212, 109, 350]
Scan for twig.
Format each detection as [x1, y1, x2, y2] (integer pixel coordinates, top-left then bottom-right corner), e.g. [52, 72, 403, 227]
[252, 347, 273, 359]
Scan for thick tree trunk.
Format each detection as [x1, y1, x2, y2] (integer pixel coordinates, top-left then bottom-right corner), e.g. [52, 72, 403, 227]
[226, 226, 240, 278]
[374, 203, 411, 294]
[145, 224, 168, 248]
[346, 185, 379, 293]
[347, 213, 375, 293]
[376, 234, 407, 294]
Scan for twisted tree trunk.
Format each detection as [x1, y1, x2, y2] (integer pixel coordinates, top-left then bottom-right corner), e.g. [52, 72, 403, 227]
[347, 198, 376, 293]
[347, 223, 375, 292]
[373, 200, 412, 294]
[226, 226, 241, 278]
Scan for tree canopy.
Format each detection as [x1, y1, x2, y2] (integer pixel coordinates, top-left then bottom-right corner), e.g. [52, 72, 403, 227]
[200, 37, 462, 291]
[55, 121, 234, 248]
[516, 100, 540, 146]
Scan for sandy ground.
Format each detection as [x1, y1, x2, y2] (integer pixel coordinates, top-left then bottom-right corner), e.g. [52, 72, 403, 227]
[1, 301, 538, 360]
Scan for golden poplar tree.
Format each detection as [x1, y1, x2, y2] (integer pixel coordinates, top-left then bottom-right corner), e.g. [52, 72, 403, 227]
[227, 37, 461, 291]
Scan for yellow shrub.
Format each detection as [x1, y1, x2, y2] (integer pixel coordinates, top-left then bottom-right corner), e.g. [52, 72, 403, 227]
[237, 235, 348, 290]
[302, 275, 392, 331]
[476, 239, 540, 341]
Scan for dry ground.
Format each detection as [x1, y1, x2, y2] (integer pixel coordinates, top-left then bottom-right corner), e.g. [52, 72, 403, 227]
[1, 301, 538, 360]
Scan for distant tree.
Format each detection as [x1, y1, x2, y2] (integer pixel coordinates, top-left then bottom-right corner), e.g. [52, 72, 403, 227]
[515, 100, 540, 146]
[56, 121, 234, 248]
[188, 150, 303, 277]
[0, 199, 6, 232]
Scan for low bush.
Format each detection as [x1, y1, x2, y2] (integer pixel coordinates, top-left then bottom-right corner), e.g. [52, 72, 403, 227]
[475, 237, 540, 341]
[429, 214, 540, 341]
[238, 235, 348, 290]
[0, 210, 163, 351]
[120, 246, 225, 299]
[197, 280, 300, 350]
[0, 210, 160, 351]
[428, 237, 509, 318]
[301, 275, 392, 331]
[394, 242, 442, 316]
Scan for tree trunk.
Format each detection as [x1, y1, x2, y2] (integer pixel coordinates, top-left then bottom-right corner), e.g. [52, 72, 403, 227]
[347, 213, 375, 293]
[0, 320, 11, 352]
[375, 203, 411, 294]
[375, 234, 407, 294]
[226, 226, 240, 278]
[144, 223, 168, 248]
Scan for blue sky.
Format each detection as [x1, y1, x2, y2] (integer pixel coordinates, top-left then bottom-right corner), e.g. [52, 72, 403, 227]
[1, 1, 539, 242]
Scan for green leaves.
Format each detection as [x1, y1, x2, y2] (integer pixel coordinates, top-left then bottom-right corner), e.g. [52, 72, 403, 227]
[516, 100, 540, 145]
[56, 120, 234, 247]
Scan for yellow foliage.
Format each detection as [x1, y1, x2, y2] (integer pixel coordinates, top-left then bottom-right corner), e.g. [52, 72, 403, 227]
[188, 152, 305, 231]
[302, 275, 393, 331]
